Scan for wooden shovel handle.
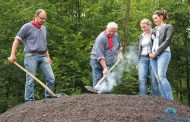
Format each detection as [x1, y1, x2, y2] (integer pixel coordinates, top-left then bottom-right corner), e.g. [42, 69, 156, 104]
[12, 60, 56, 97]
[94, 59, 120, 88]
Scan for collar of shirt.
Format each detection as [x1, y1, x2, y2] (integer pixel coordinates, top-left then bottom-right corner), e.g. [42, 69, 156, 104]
[31, 20, 42, 29]
[156, 23, 166, 30]
[105, 31, 112, 38]
[105, 31, 113, 51]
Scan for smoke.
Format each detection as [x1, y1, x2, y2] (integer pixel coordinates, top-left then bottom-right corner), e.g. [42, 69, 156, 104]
[125, 45, 139, 71]
[96, 44, 138, 93]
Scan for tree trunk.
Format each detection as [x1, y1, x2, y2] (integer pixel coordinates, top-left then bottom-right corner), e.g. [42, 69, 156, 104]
[136, 0, 140, 9]
[186, 0, 190, 107]
[185, 52, 190, 106]
[124, 0, 131, 51]
[76, 0, 81, 32]
[180, 80, 183, 102]
[185, 34, 190, 106]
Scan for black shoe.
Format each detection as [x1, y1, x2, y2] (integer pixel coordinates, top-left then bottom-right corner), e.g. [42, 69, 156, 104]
[25, 100, 34, 103]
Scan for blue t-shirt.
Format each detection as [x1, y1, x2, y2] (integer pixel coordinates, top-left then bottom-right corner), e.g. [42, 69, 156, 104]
[15, 22, 47, 53]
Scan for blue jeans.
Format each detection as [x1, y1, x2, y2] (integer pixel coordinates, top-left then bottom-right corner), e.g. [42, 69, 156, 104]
[90, 59, 111, 93]
[150, 51, 173, 100]
[90, 59, 103, 87]
[24, 53, 55, 101]
[138, 56, 159, 96]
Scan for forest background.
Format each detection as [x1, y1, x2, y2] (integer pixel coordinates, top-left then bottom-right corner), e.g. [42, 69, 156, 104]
[0, 0, 189, 113]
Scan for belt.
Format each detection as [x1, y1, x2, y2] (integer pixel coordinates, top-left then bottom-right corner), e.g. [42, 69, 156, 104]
[27, 51, 46, 55]
[140, 54, 150, 58]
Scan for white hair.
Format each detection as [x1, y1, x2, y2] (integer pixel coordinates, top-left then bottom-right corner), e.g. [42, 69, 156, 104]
[106, 22, 118, 29]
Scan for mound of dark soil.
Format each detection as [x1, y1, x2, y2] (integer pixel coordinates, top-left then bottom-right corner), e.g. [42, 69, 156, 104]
[0, 94, 190, 122]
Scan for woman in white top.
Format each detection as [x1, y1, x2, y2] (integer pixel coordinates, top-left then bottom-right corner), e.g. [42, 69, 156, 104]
[138, 19, 159, 96]
[149, 10, 174, 100]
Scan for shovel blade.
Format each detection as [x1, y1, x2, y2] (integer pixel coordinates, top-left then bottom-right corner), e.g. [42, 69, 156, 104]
[85, 86, 98, 94]
[55, 93, 69, 98]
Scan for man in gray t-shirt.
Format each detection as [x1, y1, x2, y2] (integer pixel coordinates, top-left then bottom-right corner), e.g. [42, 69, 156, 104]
[89, 22, 123, 93]
[8, 9, 55, 102]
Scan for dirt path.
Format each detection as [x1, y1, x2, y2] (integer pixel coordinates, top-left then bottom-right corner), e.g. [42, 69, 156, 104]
[0, 94, 190, 122]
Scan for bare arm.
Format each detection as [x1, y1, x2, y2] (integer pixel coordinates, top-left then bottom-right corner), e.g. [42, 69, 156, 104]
[8, 39, 21, 63]
[45, 50, 52, 64]
[45, 50, 50, 58]
[99, 58, 108, 76]
[118, 50, 123, 61]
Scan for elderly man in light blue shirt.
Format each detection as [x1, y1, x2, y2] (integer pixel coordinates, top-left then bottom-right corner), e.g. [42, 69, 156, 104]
[90, 22, 123, 93]
[8, 9, 55, 102]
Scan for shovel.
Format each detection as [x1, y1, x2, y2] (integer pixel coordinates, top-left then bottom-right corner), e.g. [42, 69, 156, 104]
[9, 59, 64, 98]
[85, 59, 120, 93]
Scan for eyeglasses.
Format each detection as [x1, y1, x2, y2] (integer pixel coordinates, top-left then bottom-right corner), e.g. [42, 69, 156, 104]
[37, 15, 46, 20]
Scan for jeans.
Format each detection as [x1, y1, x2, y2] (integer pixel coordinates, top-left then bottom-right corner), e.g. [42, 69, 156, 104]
[90, 59, 112, 93]
[150, 51, 173, 100]
[90, 59, 103, 87]
[24, 53, 55, 101]
[138, 56, 159, 96]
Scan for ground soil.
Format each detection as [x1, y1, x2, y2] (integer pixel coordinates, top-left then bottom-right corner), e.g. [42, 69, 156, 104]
[0, 94, 190, 122]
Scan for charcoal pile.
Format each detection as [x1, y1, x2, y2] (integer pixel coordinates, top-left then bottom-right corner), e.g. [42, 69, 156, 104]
[0, 94, 190, 122]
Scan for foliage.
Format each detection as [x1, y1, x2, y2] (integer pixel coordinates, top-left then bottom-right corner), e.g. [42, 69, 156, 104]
[0, 0, 189, 113]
